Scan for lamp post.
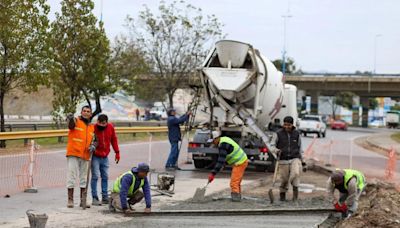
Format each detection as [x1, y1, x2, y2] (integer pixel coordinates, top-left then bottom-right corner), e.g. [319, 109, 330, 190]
[281, 13, 292, 74]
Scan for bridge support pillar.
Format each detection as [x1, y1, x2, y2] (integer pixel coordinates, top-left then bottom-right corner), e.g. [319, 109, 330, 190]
[360, 97, 369, 128]
[310, 91, 320, 115]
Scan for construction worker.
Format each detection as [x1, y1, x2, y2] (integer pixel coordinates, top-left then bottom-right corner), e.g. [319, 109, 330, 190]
[91, 114, 120, 206]
[327, 169, 366, 218]
[165, 108, 191, 171]
[110, 163, 151, 214]
[66, 105, 96, 208]
[271, 116, 306, 202]
[207, 131, 248, 202]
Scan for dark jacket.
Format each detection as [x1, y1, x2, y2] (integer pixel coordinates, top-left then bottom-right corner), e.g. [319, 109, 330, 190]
[275, 127, 303, 160]
[167, 114, 189, 142]
[119, 167, 151, 209]
[212, 142, 234, 174]
[94, 123, 119, 158]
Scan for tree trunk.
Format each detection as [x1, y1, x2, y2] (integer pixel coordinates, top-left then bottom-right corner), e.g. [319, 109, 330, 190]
[168, 92, 174, 108]
[91, 93, 102, 118]
[0, 92, 6, 148]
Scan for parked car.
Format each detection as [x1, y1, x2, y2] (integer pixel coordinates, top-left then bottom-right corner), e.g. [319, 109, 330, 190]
[331, 119, 348, 130]
[298, 115, 327, 138]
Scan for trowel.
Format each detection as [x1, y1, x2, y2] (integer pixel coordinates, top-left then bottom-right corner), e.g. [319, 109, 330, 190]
[192, 180, 211, 202]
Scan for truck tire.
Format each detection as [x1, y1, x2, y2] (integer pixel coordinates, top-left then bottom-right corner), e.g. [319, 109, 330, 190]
[303, 132, 307, 137]
[317, 132, 321, 138]
[193, 159, 206, 169]
[322, 131, 326, 138]
[255, 165, 267, 172]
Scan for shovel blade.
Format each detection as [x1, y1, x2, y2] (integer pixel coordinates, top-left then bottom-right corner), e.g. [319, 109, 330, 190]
[192, 187, 206, 202]
[268, 189, 274, 204]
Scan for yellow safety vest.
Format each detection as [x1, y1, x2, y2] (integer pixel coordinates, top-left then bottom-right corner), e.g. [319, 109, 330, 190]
[113, 171, 144, 196]
[219, 136, 248, 165]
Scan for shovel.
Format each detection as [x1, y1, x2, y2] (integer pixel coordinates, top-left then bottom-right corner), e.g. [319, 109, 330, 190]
[192, 181, 211, 202]
[268, 157, 280, 204]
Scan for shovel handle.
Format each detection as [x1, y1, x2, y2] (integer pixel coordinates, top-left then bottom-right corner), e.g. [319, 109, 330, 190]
[271, 160, 279, 187]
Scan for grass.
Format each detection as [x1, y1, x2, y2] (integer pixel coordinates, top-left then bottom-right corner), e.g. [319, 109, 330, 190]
[391, 132, 400, 143]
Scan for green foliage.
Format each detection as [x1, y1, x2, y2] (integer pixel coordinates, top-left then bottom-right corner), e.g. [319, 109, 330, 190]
[272, 58, 300, 74]
[49, 0, 113, 121]
[123, 0, 224, 107]
[368, 98, 378, 110]
[335, 92, 355, 110]
[0, 0, 50, 147]
[391, 104, 400, 111]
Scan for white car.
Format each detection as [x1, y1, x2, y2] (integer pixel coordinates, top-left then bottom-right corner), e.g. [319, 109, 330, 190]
[298, 115, 327, 138]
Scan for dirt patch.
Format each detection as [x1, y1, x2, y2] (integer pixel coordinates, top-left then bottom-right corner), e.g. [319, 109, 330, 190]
[391, 133, 400, 143]
[334, 180, 400, 228]
[160, 171, 332, 211]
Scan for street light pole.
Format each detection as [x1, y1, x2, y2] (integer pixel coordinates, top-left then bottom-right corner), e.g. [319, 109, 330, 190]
[281, 13, 292, 75]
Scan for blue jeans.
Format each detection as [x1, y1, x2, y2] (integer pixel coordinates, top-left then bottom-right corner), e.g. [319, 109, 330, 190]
[165, 141, 179, 167]
[91, 156, 109, 200]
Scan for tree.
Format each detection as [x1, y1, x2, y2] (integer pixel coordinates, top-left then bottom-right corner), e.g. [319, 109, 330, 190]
[124, 0, 224, 108]
[0, 0, 50, 147]
[328, 92, 355, 119]
[272, 58, 301, 74]
[50, 0, 113, 122]
[110, 36, 163, 103]
[368, 98, 378, 110]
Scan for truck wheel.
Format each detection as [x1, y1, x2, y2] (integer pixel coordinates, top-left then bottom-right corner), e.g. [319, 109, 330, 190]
[322, 131, 326, 138]
[255, 165, 267, 172]
[193, 159, 206, 169]
[303, 132, 307, 137]
[317, 132, 321, 138]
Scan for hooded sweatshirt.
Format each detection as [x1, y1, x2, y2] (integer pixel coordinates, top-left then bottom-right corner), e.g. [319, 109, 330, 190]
[118, 167, 151, 209]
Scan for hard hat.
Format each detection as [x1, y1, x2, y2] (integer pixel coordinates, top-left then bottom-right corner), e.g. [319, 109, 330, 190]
[207, 131, 221, 143]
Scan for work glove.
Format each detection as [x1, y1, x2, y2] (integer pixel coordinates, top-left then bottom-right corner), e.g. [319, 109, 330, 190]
[66, 113, 74, 121]
[208, 173, 215, 183]
[89, 144, 96, 153]
[115, 152, 120, 164]
[302, 161, 307, 172]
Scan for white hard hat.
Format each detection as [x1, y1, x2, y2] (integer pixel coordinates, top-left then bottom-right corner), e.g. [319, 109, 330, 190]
[207, 131, 221, 143]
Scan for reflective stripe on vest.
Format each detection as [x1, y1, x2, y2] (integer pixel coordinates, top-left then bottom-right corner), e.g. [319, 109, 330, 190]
[344, 169, 366, 191]
[219, 137, 247, 165]
[113, 171, 145, 196]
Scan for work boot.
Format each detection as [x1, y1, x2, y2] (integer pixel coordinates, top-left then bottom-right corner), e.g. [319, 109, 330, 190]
[79, 188, 91, 208]
[92, 197, 101, 206]
[280, 192, 286, 201]
[102, 197, 109, 205]
[67, 188, 74, 208]
[293, 186, 299, 202]
[231, 192, 241, 202]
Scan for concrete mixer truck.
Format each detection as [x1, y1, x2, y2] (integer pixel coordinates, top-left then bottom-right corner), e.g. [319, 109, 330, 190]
[187, 40, 298, 172]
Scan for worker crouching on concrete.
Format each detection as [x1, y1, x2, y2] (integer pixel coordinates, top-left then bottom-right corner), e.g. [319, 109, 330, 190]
[208, 131, 248, 202]
[271, 116, 306, 202]
[327, 169, 366, 219]
[110, 163, 151, 214]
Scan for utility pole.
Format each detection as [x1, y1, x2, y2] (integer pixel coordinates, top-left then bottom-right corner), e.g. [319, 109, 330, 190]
[281, 5, 292, 75]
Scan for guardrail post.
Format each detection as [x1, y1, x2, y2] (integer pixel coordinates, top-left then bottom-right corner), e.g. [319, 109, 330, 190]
[33, 124, 38, 131]
[8, 125, 12, 132]
[24, 139, 29, 147]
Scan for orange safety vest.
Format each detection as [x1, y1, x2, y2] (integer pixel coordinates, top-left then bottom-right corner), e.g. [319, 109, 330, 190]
[66, 118, 95, 160]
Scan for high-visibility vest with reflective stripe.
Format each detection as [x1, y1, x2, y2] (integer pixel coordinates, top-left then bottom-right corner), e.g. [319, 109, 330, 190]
[219, 136, 248, 165]
[344, 169, 366, 191]
[66, 118, 94, 160]
[113, 171, 145, 196]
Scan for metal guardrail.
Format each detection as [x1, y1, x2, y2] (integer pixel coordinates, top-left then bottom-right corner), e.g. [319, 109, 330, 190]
[0, 126, 169, 140]
[2, 121, 167, 132]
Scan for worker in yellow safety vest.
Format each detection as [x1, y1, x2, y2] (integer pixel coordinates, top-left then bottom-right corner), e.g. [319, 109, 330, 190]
[207, 131, 248, 202]
[327, 169, 366, 218]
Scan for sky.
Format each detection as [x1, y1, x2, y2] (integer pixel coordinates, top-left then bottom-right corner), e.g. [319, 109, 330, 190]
[47, 0, 400, 74]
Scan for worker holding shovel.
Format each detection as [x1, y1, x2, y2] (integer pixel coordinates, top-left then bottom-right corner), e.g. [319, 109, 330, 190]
[270, 116, 306, 202]
[207, 131, 248, 202]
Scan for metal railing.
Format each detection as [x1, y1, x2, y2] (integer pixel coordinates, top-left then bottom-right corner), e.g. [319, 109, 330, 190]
[0, 126, 169, 141]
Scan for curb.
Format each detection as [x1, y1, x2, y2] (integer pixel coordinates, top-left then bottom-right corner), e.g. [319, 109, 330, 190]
[307, 159, 334, 176]
[366, 135, 391, 153]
